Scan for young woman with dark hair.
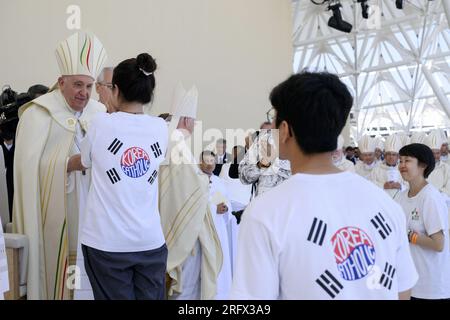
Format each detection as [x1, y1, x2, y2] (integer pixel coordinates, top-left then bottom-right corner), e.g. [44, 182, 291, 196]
[396, 143, 450, 300]
[68, 53, 168, 300]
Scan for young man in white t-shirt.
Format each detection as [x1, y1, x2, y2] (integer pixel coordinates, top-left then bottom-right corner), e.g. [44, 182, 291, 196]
[230, 72, 418, 300]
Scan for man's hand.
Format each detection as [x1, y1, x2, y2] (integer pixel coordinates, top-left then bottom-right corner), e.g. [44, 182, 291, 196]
[259, 138, 277, 167]
[67, 154, 85, 173]
[384, 181, 401, 190]
[217, 202, 228, 214]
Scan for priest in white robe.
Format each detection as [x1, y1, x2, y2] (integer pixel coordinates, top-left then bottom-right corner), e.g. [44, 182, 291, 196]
[332, 135, 355, 173]
[426, 130, 450, 198]
[159, 84, 222, 300]
[355, 135, 378, 179]
[374, 135, 385, 165]
[370, 133, 406, 199]
[441, 139, 450, 164]
[13, 32, 107, 300]
[200, 151, 233, 300]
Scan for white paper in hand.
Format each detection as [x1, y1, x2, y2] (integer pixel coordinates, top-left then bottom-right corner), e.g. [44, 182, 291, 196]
[211, 191, 228, 206]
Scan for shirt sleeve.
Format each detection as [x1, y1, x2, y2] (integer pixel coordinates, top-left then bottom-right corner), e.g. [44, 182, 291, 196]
[229, 203, 280, 300]
[238, 139, 262, 185]
[393, 204, 419, 293]
[159, 119, 169, 162]
[422, 191, 447, 236]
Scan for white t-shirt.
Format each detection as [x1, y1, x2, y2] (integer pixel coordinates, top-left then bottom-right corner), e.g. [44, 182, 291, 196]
[396, 184, 450, 299]
[80, 112, 168, 252]
[230, 172, 418, 300]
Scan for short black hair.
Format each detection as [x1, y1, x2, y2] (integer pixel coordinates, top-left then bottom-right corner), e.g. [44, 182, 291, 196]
[270, 72, 353, 154]
[27, 84, 49, 99]
[112, 53, 157, 104]
[345, 146, 354, 152]
[399, 143, 435, 178]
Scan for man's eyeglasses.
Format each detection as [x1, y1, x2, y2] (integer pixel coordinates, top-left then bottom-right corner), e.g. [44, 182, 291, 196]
[98, 82, 113, 90]
[266, 107, 276, 123]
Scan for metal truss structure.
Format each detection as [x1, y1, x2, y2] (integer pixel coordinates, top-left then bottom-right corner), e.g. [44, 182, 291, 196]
[292, 0, 450, 142]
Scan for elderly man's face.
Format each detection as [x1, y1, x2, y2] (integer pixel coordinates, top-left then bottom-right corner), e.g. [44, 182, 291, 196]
[441, 143, 449, 155]
[96, 69, 113, 112]
[385, 151, 399, 166]
[362, 152, 375, 165]
[432, 149, 441, 162]
[59, 75, 94, 112]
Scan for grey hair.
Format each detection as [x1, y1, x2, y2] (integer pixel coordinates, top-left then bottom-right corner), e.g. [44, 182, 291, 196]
[97, 67, 114, 82]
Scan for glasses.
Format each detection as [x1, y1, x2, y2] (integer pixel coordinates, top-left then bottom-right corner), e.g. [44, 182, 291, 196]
[98, 82, 113, 90]
[266, 107, 276, 123]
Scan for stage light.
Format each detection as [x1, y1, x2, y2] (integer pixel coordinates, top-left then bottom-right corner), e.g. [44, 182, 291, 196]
[358, 0, 369, 19]
[328, 3, 353, 33]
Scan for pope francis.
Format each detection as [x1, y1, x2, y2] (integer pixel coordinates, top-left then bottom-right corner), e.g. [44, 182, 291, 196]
[12, 32, 107, 300]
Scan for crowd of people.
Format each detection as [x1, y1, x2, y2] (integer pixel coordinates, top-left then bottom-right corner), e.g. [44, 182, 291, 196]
[1, 30, 450, 300]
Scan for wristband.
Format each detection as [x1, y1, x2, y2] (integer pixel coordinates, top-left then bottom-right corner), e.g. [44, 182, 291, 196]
[409, 231, 418, 244]
[411, 232, 418, 244]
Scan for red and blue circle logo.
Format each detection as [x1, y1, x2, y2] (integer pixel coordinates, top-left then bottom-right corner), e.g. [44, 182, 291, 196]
[331, 227, 376, 281]
[120, 147, 151, 178]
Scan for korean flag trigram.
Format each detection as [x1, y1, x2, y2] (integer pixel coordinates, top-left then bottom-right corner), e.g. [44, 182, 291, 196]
[148, 170, 158, 185]
[151, 142, 162, 158]
[106, 168, 121, 185]
[379, 262, 396, 290]
[307, 217, 327, 246]
[108, 138, 123, 155]
[370, 212, 392, 240]
[316, 270, 343, 299]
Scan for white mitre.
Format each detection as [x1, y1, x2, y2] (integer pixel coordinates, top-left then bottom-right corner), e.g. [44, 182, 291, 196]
[358, 135, 377, 153]
[425, 129, 445, 150]
[384, 134, 403, 153]
[163, 83, 200, 165]
[374, 135, 385, 151]
[170, 83, 198, 119]
[396, 132, 410, 147]
[55, 31, 107, 80]
[410, 131, 427, 144]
